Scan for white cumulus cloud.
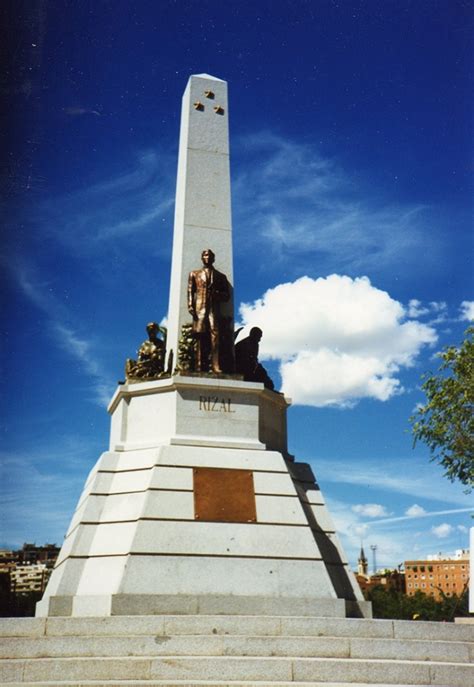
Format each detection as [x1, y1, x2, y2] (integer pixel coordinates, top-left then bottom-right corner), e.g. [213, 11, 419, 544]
[460, 300, 474, 321]
[239, 274, 437, 407]
[405, 504, 426, 517]
[431, 523, 454, 539]
[352, 503, 389, 518]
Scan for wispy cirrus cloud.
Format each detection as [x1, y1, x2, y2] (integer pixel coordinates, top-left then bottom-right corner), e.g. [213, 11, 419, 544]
[314, 457, 472, 507]
[327, 497, 421, 567]
[0, 440, 98, 548]
[12, 262, 113, 405]
[36, 148, 175, 255]
[361, 507, 472, 527]
[96, 197, 174, 241]
[232, 131, 441, 277]
[327, 495, 471, 568]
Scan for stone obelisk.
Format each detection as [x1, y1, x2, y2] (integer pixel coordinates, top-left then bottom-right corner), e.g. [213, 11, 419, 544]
[167, 74, 233, 365]
[36, 75, 369, 619]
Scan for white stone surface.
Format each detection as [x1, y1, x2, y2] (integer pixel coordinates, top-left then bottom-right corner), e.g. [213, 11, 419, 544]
[253, 471, 296, 495]
[42, 558, 87, 597]
[45, 615, 166, 636]
[156, 443, 287, 471]
[349, 636, 471, 662]
[99, 449, 157, 471]
[68, 489, 334, 531]
[84, 471, 114, 496]
[0, 618, 46, 637]
[142, 490, 194, 519]
[25, 612, 473, 641]
[108, 468, 153, 494]
[108, 376, 289, 453]
[66, 494, 110, 536]
[184, 152, 231, 227]
[256, 494, 307, 524]
[118, 557, 333, 598]
[291, 658, 432, 684]
[127, 520, 320, 558]
[149, 465, 193, 490]
[23, 632, 474, 662]
[72, 594, 112, 618]
[157, 655, 292, 682]
[75, 557, 127, 595]
[99, 492, 147, 522]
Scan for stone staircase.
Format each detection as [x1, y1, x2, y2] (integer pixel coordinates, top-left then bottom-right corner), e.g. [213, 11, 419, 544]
[1, 614, 472, 686]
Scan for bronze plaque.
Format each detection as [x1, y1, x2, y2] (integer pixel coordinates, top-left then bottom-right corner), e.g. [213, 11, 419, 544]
[193, 467, 257, 523]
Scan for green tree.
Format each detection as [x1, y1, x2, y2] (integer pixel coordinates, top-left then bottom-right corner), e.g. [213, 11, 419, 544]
[410, 326, 474, 489]
[367, 586, 469, 622]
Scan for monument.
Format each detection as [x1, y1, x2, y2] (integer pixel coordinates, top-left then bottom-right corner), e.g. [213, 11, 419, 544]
[36, 74, 369, 619]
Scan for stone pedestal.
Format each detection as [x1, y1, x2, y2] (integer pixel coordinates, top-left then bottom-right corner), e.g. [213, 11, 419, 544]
[36, 377, 369, 618]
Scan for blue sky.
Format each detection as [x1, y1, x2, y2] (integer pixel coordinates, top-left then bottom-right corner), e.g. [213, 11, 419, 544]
[2, 1, 473, 569]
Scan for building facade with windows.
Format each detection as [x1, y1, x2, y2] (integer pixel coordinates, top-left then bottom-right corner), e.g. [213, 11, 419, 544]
[404, 552, 469, 601]
[9, 564, 51, 594]
[0, 544, 59, 597]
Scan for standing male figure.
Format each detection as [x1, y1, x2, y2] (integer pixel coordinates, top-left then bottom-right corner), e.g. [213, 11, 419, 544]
[188, 249, 230, 374]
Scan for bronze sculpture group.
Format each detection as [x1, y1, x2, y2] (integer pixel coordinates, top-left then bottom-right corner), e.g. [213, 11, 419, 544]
[125, 248, 274, 390]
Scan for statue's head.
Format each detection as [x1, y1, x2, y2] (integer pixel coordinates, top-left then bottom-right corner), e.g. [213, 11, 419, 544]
[201, 248, 215, 266]
[146, 322, 159, 336]
[250, 327, 263, 341]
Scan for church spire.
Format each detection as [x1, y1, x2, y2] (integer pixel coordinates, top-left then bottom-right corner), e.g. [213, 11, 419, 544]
[358, 544, 369, 576]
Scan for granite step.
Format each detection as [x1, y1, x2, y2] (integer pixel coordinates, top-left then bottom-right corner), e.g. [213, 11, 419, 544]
[1, 615, 472, 686]
[0, 682, 458, 687]
[2, 616, 473, 643]
[0, 633, 471, 663]
[1, 656, 472, 686]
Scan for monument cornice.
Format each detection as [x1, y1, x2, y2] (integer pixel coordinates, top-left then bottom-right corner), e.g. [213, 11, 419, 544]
[108, 375, 290, 415]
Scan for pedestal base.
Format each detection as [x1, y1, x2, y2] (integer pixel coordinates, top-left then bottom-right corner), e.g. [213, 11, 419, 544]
[37, 378, 368, 619]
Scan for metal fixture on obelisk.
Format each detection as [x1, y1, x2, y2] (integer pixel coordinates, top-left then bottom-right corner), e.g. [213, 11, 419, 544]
[36, 75, 369, 619]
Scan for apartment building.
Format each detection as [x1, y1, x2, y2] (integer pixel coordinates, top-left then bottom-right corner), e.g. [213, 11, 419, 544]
[405, 552, 469, 601]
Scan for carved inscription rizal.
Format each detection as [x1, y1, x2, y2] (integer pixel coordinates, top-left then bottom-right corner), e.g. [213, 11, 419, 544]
[199, 396, 235, 413]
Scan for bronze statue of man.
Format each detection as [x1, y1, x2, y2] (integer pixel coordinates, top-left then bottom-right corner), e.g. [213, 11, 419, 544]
[235, 326, 275, 390]
[188, 249, 230, 374]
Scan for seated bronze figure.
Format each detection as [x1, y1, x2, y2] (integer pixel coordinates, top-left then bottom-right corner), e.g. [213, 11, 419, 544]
[235, 327, 274, 390]
[126, 322, 167, 381]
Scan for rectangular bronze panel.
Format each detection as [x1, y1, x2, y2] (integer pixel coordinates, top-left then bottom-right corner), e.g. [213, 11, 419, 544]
[193, 467, 257, 523]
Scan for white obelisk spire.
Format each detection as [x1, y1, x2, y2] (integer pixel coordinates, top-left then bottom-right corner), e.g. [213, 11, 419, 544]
[167, 74, 234, 365]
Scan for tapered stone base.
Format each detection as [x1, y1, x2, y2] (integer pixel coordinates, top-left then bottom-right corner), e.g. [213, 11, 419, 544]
[37, 377, 368, 618]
